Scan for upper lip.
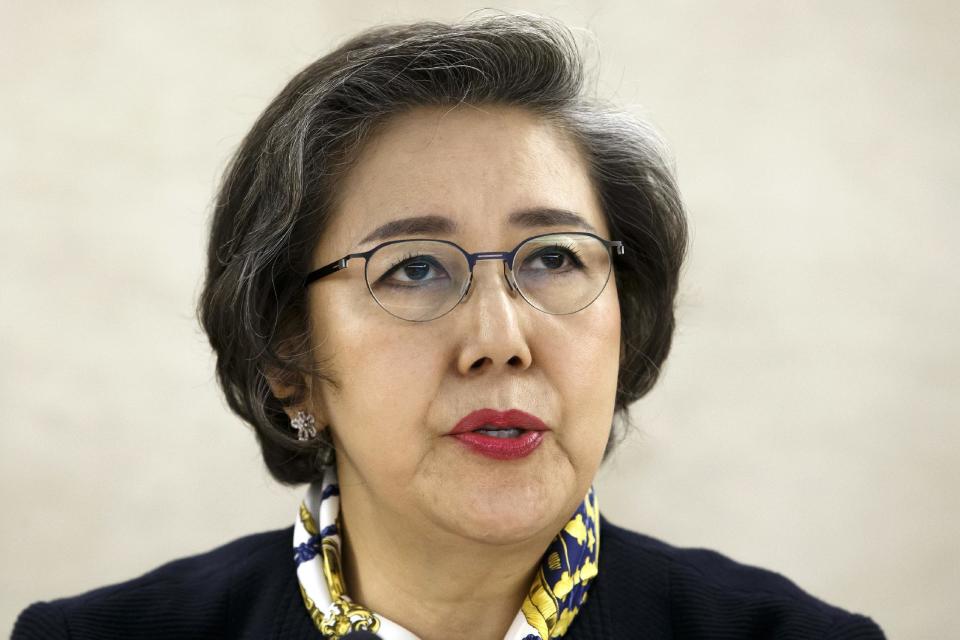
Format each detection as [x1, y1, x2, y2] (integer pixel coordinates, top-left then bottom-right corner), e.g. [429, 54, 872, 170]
[448, 408, 550, 435]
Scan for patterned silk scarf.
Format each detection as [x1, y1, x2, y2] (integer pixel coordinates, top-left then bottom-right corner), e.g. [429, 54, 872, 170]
[293, 467, 600, 639]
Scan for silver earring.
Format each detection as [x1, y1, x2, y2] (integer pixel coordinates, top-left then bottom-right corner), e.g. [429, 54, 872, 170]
[291, 410, 318, 441]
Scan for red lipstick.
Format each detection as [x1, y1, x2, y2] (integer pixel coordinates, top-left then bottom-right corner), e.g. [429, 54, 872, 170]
[448, 408, 549, 460]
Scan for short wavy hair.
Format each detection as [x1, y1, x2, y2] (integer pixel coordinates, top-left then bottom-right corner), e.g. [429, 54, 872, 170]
[197, 13, 687, 485]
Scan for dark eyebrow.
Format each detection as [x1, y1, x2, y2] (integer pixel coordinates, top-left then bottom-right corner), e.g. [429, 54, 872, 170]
[358, 215, 456, 246]
[356, 207, 598, 246]
[509, 208, 598, 235]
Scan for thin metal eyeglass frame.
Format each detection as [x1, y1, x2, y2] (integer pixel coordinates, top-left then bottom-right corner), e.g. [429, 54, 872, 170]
[303, 231, 625, 321]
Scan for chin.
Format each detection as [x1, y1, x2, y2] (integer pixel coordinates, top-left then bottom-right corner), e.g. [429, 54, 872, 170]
[437, 472, 572, 545]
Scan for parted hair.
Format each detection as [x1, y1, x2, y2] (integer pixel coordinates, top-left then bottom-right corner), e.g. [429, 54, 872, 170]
[197, 13, 687, 485]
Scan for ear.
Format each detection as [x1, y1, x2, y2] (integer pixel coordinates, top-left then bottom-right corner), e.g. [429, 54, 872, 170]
[264, 364, 323, 425]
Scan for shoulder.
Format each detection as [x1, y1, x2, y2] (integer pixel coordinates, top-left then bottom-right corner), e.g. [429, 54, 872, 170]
[584, 516, 885, 639]
[12, 526, 298, 640]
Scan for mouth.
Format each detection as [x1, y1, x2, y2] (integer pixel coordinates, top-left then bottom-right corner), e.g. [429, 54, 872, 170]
[448, 408, 550, 436]
[470, 427, 527, 439]
[447, 408, 548, 460]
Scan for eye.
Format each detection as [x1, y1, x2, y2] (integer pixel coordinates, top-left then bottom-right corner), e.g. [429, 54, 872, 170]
[521, 243, 585, 272]
[379, 253, 450, 286]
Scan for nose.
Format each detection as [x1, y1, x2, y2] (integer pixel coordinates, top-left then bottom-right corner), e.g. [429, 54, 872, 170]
[454, 258, 533, 375]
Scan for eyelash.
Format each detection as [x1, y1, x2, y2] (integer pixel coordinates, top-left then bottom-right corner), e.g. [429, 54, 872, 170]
[384, 251, 437, 274]
[383, 243, 585, 275]
[537, 242, 585, 268]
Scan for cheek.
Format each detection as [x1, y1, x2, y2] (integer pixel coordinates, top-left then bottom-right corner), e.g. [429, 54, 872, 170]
[567, 285, 620, 382]
[311, 297, 445, 472]
[553, 288, 621, 457]
[342, 342, 442, 421]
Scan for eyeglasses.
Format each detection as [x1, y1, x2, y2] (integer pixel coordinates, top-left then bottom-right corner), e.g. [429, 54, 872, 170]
[304, 231, 625, 322]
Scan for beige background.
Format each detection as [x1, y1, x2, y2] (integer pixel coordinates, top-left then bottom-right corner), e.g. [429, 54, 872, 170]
[2, 2, 957, 638]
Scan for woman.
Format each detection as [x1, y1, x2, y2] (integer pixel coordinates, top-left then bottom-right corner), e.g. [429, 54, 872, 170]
[14, 14, 885, 640]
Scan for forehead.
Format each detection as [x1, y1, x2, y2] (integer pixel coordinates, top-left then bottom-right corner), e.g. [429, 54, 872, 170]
[321, 104, 608, 257]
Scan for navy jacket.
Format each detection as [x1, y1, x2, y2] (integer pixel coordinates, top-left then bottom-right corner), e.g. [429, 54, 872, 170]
[13, 516, 885, 639]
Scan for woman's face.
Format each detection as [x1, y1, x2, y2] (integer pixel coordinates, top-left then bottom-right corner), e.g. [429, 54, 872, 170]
[305, 105, 620, 545]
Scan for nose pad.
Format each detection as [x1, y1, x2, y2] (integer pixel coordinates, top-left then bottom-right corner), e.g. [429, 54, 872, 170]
[503, 262, 518, 294]
[459, 260, 518, 305]
[456, 271, 471, 302]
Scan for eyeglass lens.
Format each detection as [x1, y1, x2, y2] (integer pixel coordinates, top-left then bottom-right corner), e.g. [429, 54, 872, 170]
[363, 233, 614, 321]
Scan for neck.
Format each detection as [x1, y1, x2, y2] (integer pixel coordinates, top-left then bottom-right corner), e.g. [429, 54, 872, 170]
[337, 485, 556, 640]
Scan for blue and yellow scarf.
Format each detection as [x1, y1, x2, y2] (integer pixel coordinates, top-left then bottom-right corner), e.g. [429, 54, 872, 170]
[292, 467, 600, 639]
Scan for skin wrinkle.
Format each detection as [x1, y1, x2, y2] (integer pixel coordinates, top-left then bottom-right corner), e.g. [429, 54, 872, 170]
[191, 18, 691, 640]
[199, 9, 684, 565]
[278, 104, 620, 640]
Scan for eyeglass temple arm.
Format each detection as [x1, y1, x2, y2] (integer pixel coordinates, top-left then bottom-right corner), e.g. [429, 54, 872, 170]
[305, 239, 624, 287]
[304, 252, 368, 287]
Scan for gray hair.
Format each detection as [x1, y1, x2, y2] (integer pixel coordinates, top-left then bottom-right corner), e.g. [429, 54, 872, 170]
[197, 13, 687, 485]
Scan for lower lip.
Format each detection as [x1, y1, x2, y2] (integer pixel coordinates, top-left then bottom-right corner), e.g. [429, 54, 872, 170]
[451, 431, 545, 460]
